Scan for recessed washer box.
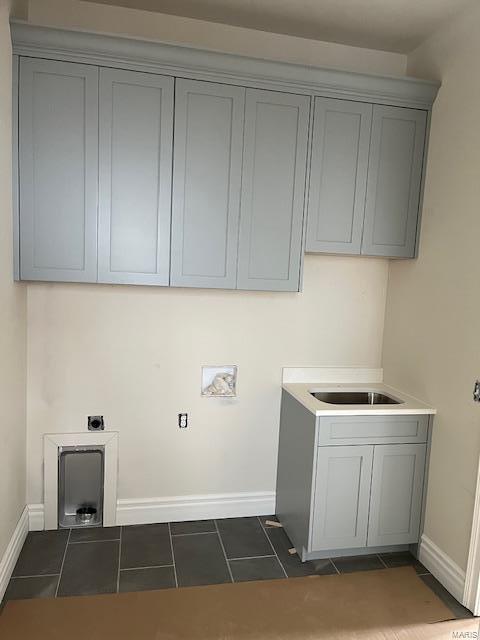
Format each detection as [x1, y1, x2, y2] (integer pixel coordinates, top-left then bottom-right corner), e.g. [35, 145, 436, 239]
[201, 365, 237, 397]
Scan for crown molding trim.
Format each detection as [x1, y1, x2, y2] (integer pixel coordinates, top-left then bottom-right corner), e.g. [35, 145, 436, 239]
[11, 22, 439, 109]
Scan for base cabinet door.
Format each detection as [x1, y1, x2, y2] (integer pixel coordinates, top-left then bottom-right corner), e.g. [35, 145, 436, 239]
[311, 445, 373, 551]
[367, 443, 426, 547]
[19, 58, 99, 282]
[237, 89, 309, 291]
[98, 69, 174, 285]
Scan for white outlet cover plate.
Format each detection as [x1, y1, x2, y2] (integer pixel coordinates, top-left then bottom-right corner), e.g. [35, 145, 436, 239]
[201, 365, 237, 397]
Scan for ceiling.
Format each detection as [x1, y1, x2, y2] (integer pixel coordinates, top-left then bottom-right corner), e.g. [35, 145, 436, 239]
[81, 0, 473, 53]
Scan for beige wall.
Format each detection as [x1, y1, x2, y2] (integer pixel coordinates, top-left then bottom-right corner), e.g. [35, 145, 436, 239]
[26, 257, 388, 503]
[382, 1, 480, 571]
[0, 0, 27, 557]
[21, 0, 398, 506]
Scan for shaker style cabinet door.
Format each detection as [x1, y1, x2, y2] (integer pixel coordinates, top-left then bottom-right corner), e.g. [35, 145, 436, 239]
[19, 59, 99, 282]
[98, 69, 174, 285]
[362, 105, 427, 258]
[311, 445, 373, 551]
[237, 89, 310, 291]
[367, 443, 426, 547]
[170, 79, 245, 289]
[306, 98, 372, 255]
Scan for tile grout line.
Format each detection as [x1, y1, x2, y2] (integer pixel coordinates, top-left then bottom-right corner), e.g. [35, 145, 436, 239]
[120, 563, 175, 572]
[55, 528, 72, 597]
[168, 522, 179, 588]
[116, 526, 123, 593]
[229, 554, 276, 561]
[69, 538, 121, 544]
[11, 573, 61, 580]
[171, 530, 217, 538]
[257, 516, 288, 579]
[214, 520, 234, 583]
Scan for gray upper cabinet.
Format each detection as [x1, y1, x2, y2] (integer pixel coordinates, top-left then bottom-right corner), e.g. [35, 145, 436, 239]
[237, 89, 310, 291]
[362, 105, 427, 258]
[15, 51, 432, 287]
[170, 79, 245, 289]
[367, 443, 426, 547]
[305, 101, 428, 259]
[19, 58, 99, 282]
[306, 98, 372, 255]
[98, 69, 174, 285]
[311, 445, 373, 551]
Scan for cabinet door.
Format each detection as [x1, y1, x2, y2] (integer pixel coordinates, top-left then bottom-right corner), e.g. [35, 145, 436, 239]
[19, 59, 98, 282]
[306, 98, 372, 255]
[362, 106, 427, 258]
[237, 89, 309, 291]
[98, 69, 174, 285]
[311, 445, 373, 551]
[367, 443, 426, 547]
[171, 79, 245, 289]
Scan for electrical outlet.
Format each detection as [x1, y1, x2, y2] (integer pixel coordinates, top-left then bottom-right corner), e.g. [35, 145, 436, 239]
[178, 413, 188, 429]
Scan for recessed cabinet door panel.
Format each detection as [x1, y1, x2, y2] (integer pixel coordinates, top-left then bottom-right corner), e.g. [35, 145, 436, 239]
[171, 79, 245, 289]
[311, 445, 373, 551]
[237, 90, 309, 291]
[306, 98, 372, 255]
[19, 59, 98, 282]
[98, 69, 174, 285]
[367, 443, 426, 547]
[362, 106, 427, 258]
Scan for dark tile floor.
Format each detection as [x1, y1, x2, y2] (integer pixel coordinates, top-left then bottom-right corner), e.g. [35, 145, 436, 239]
[1, 515, 473, 620]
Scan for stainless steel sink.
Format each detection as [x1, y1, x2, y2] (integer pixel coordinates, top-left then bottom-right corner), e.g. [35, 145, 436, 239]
[310, 391, 402, 405]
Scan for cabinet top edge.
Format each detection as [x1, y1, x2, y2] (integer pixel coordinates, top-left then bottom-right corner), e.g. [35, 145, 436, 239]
[10, 22, 440, 109]
[283, 382, 436, 417]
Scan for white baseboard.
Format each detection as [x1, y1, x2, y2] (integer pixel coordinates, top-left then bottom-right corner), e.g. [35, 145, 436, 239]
[0, 507, 29, 602]
[116, 491, 276, 526]
[28, 491, 276, 529]
[418, 534, 466, 604]
[28, 503, 45, 531]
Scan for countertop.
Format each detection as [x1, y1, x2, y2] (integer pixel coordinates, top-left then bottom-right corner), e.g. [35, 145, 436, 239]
[282, 381, 436, 417]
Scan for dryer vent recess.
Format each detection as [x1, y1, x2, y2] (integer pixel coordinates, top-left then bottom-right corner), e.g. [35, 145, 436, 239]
[88, 416, 104, 431]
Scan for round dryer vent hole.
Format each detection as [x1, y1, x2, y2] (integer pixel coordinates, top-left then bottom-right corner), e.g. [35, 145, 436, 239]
[88, 416, 105, 431]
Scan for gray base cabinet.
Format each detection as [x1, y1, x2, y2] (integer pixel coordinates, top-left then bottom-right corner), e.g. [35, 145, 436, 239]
[312, 445, 373, 551]
[276, 391, 431, 560]
[367, 443, 426, 547]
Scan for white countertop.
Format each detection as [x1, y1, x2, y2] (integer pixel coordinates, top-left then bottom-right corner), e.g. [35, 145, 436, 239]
[282, 381, 436, 417]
